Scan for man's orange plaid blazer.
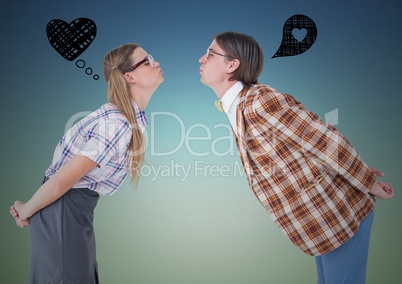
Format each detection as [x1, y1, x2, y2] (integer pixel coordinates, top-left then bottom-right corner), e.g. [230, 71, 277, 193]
[235, 83, 376, 256]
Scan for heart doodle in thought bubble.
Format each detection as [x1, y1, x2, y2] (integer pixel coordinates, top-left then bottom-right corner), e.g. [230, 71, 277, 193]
[272, 14, 317, 58]
[46, 18, 97, 62]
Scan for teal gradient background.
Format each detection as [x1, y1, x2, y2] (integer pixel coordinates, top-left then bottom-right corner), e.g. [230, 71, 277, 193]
[1, 0, 401, 283]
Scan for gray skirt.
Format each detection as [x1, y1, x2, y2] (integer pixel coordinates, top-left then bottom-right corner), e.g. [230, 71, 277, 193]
[28, 181, 100, 284]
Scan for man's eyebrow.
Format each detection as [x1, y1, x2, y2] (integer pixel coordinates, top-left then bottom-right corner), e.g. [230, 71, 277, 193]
[209, 48, 224, 53]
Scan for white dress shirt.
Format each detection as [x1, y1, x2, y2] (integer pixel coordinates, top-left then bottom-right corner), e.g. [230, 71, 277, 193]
[220, 81, 243, 135]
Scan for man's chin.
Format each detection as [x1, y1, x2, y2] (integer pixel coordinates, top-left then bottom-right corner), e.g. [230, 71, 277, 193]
[200, 76, 208, 86]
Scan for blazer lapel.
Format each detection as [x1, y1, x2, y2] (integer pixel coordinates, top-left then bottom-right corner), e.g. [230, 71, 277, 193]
[236, 86, 254, 187]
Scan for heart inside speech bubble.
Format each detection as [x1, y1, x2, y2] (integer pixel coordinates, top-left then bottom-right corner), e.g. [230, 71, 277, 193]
[292, 28, 307, 42]
[46, 18, 97, 61]
[272, 14, 317, 58]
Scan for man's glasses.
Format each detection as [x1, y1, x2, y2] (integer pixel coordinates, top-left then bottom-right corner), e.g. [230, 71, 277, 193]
[206, 49, 228, 60]
[126, 54, 155, 72]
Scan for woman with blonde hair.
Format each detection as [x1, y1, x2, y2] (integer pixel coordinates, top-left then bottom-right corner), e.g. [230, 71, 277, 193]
[10, 43, 163, 283]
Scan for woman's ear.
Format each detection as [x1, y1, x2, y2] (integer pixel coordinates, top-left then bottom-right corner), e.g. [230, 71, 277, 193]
[124, 72, 135, 83]
[227, 59, 240, 74]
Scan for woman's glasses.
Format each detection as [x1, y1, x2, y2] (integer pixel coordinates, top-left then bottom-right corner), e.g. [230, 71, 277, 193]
[126, 54, 155, 72]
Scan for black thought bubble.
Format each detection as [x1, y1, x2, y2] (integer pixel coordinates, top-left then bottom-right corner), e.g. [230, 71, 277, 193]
[46, 18, 99, 80]
[272, 14, 317, 59]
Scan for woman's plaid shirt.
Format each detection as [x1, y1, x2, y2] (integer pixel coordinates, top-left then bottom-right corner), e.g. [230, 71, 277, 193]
[235, 83, 376, 256]
[45, 100, 147, 196]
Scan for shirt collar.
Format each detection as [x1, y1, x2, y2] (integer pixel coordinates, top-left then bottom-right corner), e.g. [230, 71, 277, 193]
[220, 81, 243, 113]
[130, 98, 148, 130]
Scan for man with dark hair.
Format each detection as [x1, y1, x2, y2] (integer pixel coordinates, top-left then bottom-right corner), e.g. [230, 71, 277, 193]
[199, 31, 394, 283]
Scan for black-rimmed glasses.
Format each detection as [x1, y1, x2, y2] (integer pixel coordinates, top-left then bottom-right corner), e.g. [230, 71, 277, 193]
[126, 54, 155, 72]
[206, 49, 228, 60]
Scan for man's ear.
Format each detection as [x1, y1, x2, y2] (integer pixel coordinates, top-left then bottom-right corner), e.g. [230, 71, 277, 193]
[227, 59, 240, 74]
[124, 72, 135, 83]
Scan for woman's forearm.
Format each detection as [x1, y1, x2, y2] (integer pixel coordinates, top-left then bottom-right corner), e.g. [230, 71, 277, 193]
[17, 155, 98, 220]
[18, 177, 70, 220]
